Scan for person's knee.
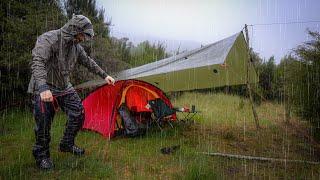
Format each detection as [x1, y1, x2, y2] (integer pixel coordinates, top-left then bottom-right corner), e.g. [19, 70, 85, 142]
[70, 104, 84, 124]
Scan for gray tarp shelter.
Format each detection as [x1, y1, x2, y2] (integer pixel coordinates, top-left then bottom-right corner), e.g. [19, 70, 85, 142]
[76, 31, 258, 92]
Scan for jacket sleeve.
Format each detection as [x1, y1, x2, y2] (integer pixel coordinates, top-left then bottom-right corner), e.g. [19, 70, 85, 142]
[30, 36, 51, 93]
[77, 45, 108, 79]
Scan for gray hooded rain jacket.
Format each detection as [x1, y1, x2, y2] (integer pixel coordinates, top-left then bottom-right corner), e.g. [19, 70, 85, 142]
[28, 15, 108, 94]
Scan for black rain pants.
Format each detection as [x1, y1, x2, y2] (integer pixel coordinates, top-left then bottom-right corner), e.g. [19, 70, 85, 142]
[31, 90, 84, 161]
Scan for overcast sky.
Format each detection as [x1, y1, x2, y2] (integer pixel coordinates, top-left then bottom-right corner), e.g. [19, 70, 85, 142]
[97, 0, 320, 63]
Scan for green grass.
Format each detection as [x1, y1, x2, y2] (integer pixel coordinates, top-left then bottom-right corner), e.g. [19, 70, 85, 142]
[1, 92, 320, 179]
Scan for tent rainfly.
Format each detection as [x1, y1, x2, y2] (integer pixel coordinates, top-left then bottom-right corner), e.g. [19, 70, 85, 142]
[76, 31, 258, 92]
[82, 79, 176, 138]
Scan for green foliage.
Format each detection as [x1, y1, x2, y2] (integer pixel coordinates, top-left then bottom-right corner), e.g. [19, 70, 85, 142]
[251, 30, 320, 140]
[249, 48, 263, 67]
[65, 0, 99, 19]
[259, 57, 276, 99]
[256, 30, 320, 140]
[129, 41, 168, 67]
[286, 30, 320, 139]
[0, 0, 169, 109]
[110, 37, 131, 63]
[254, 56, 279, 100]
[0, 0, 65, 108]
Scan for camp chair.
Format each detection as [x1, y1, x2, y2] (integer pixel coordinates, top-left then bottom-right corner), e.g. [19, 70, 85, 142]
[147, 98, 175, 130]
[147, 98, 200, 130]
[174, 105, 199, 123]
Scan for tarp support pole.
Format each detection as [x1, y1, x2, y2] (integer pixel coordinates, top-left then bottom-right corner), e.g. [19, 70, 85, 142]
[244, 24, 260, 129]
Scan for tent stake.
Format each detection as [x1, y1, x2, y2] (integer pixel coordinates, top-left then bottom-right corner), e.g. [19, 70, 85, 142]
[199, 152, 320, 165]
[244, 24, 260, 129]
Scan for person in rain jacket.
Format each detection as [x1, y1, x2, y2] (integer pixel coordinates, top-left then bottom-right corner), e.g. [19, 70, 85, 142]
[28, 15, 115, 170]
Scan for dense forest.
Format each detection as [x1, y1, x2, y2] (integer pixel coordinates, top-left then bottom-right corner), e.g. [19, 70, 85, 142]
[0, 0, 168, 109]
[1, 0, 319, 139]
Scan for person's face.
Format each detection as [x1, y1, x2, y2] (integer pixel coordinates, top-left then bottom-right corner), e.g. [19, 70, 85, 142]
[74, 33, 85, 43]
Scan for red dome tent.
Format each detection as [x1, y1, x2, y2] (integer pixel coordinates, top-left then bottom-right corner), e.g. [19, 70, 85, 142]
[82, 80, 176, 138]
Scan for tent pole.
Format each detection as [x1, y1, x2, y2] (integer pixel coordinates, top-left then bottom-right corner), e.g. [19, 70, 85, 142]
[244, 24, 260, 129]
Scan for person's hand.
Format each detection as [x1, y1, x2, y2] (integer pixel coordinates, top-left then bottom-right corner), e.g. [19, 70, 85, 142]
[40, 90, 53, 102]
[105, 75, 115, 86]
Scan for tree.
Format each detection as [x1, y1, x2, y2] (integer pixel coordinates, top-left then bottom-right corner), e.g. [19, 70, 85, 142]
[255, 56, 277, 100]
[129, 41, 168, 67]
[293, 30, 320, 123]
[64, 0, 97, 19]
[0, 0, 65, 108]
[280, 30, 320, 140]
[0, 0, 169, 109]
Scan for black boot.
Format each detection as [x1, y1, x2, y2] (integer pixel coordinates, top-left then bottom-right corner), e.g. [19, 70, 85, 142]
[57, 91, 85, 155]
[59, 144, 85, 156]
[36, 158, 54, 170]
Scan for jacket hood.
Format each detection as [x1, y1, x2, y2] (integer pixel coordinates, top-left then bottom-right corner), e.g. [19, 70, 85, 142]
[61, 15, 94, 42]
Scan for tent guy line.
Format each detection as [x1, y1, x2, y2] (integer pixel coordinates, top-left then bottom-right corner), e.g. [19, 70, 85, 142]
[248, 20, 320, 26]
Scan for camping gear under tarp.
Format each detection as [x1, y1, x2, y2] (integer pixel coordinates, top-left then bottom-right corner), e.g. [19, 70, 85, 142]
[76, 31, 258, 92]
[82, 79, 176, 138]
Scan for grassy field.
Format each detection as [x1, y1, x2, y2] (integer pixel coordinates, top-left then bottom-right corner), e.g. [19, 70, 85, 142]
[1, 92, 320, 179]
